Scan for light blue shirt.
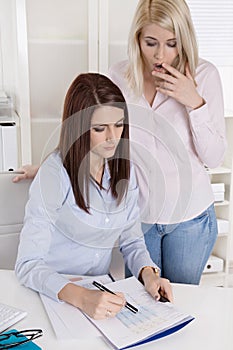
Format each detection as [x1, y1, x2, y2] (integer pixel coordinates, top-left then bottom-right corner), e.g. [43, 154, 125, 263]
[15, 151, 157, 301]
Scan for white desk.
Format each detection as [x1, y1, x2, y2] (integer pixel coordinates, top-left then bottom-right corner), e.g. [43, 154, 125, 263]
[1, 270, 233, 350]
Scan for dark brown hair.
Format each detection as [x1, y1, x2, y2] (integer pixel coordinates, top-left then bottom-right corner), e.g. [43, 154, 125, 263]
[58, 73, 130, 213]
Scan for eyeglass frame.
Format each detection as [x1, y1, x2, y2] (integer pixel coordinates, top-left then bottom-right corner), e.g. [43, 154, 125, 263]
[0, 329, 43, 349]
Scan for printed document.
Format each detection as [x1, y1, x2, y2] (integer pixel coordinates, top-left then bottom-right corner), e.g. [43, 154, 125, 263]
[40, 275, 194, 348]
[87, 277, 194, 349]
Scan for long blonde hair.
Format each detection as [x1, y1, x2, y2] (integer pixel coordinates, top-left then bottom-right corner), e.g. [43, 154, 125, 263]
[126, 0, 199, 96]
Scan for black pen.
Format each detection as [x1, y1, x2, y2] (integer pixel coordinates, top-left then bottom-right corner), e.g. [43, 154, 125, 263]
[159, 295, 170, 302]
[92, 281, 138, 314]
[158, 288, 170, 303]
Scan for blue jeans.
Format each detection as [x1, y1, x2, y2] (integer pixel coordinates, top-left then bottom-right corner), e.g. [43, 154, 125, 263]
[126, 204, 218, 285]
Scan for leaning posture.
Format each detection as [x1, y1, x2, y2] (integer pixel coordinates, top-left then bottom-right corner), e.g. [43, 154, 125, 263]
[15, 73, 172, 319]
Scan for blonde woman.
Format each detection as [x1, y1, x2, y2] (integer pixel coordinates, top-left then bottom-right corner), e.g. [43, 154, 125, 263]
[109, 0, 226, 284]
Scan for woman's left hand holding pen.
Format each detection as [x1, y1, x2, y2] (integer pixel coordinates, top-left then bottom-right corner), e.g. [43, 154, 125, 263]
[58, 283, 125, 319]
[141, 267, 174, 303]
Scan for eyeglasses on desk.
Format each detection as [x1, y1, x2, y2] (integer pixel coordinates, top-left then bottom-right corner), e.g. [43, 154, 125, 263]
[0, 329, 43, 349]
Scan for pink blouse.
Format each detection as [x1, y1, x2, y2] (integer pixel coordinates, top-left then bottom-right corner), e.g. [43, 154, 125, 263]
[109, 58, 227, 224]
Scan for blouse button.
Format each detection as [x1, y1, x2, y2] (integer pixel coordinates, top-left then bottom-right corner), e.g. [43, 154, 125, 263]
[105, 217, 110, 223]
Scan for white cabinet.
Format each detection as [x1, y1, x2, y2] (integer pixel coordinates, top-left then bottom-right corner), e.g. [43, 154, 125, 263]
[201, 116, 233, 286]
[0, 0, 31, 165]
[25, 0, 99, 164]
[24, 0, 138, 163]
[98, 0, 138, 73]
[27, 0, 90, 120]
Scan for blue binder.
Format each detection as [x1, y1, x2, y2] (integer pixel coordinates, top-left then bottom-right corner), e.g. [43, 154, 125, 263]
[121, 318, 194, 349]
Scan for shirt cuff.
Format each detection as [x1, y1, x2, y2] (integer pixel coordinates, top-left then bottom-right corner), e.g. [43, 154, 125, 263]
[43, 273, 70, 302]
[186, 102, 210, 127]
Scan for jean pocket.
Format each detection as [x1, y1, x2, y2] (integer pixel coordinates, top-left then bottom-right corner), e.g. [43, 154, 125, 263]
[193, 209, 209, 223]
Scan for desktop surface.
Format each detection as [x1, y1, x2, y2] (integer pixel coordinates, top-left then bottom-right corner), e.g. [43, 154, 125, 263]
[0, 270, 233, 350]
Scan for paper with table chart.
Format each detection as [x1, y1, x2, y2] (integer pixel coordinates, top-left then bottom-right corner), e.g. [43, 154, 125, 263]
[86, 277, 194, 349]
[40, 275, 194, 348]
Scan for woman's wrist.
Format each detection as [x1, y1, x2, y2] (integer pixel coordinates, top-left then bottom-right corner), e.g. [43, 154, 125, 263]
[58, 283, 85, 308]
[138, 266, 160, 284]
[190, 97, 205, 110]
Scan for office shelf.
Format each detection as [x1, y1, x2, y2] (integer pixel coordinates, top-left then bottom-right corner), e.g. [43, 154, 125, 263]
[207, 167, 231, 175]
[202, 116, 233, 287]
